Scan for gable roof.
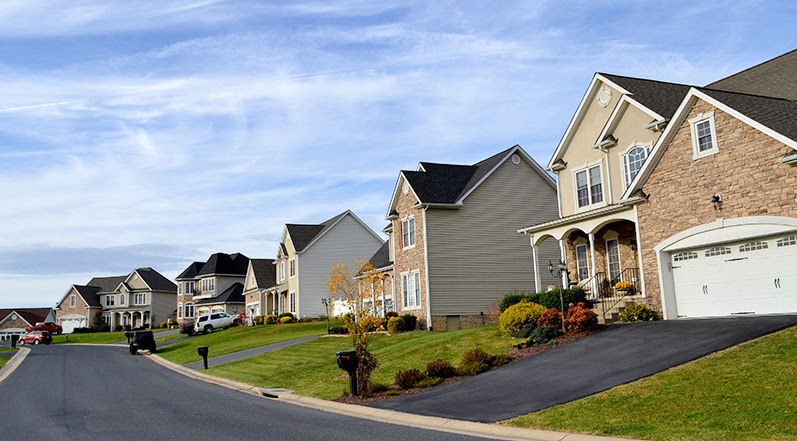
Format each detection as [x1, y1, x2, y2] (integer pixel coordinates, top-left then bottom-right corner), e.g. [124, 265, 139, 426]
[707, 49, 797, 101]
[131, 267, 177, 292]
[0, 308, 53, 327]
[197, 252, 249, 277]
[284, 210, 382, 254]
[248, 258, 276, 288]
[367, 240, 391, 270]
[699, 88, 797, 142]
[86, 275, 127, 294]
[194, 282, 245, 305]
[71, 285, 103, 307]
[389, 145, 554, 213]
[177, 262, 204, 280]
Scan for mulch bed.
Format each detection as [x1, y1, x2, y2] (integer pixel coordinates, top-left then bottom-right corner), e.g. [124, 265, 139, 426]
[333, 326, 604, 406]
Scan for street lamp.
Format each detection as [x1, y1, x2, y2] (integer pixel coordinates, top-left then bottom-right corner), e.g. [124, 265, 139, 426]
[548, 260, 568, 334]
[320, 298, 330, 334]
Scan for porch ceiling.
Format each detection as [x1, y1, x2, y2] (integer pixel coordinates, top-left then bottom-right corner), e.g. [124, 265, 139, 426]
[520, 201, 641, 246]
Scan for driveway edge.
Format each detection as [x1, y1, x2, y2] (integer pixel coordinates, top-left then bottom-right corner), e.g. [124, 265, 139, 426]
[143, 352, 638, 441]
[0, 347, 30, 384]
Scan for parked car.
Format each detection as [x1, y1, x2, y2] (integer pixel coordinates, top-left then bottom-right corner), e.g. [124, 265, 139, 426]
[25, 322, 63, 335]
[19, 331, 53, 345]
[179, 322, 195, 336]
[194, 312, 234, 334]
[129, 330, 156, 355]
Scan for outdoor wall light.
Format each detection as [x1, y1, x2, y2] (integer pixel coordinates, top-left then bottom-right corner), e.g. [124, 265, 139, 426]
[711, 194, 722, 210]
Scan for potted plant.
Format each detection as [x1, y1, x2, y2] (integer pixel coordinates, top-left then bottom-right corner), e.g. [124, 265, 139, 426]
[615, 281, 634, 294]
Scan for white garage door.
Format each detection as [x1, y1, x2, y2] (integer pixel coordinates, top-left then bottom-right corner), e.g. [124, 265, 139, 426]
[60, 318, 84, 334]
[671, 233, 797, 318]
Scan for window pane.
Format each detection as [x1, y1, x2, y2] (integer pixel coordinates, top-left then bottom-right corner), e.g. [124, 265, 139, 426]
[607, 239, 620, 280]
[576, 171, 589, 207]
[576, 245, 589, 280]
[697, 121, 713, 151]
[589, 166, 603, 203]
[624, 147, 647, 186]
[414, 272, 421, 306]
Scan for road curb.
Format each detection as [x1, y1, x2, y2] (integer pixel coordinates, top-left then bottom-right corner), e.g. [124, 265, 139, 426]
[0, 347, 30, 384]
[142, 352, 638, 441]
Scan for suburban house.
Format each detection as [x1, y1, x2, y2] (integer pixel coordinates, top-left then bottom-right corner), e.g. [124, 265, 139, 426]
[175, 252, 250, 324]
[0, 308, 56, 340]
[243, 258, 276, 319]
[520, 49, 797, 321]
[386, 145, 560, 331]
[55, 268, 177, 332]
[355, 238, 395, 317]
[272, 210, 385, 318]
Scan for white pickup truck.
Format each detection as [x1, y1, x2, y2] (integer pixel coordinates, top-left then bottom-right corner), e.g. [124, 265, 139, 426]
[194, 312, 234, 333]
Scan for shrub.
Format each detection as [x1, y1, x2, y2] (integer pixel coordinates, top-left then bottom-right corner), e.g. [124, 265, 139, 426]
[387, 317, 405, 334]
[73, 327, 92, 334]
[526, 325, 560, 345]
[114, 325, 123, 332]
[462, 347, 492, 366]
[370, 382, 389, 393]
[359, 316, 384, 332]
[385, 311, 398, 318]
[278, 312, 296, 320]
[384, 389, 400, 396]
[619, 303, 657, 322]
[400, 314, 418, 331]
[100, 325, 110, 332]
[499, 291, 526, 313]
[426, 359, 456, 378]
[490, 354, 513, 366]
[329, 325, 346, 334]
[298, 317, 313, 323]
[265, 315, 278, 324]
[499, 301, 546, 335]
[537, 308, 563, 328]
[458, 361, 490, 376]
[252, 316, 263, 325]
[527, 287, 588, 312]
[510, 323, 537, 339]
[564, 302, 599, 332]
[279, 316, 295, 324]
[415, 376, 443, 388]
[395, 368, 425, 389]
[159, 321, 167, 329]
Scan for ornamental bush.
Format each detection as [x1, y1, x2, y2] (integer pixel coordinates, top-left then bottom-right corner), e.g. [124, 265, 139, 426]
[252, 316, 264, 325]
[385, 311, 399, 318]
[265, 315, 278, 324]
[329, 325, 346, 334]
[510, 323, 537, 339]
[498, 292, 526, 313]
[527, 287, 588, 312]
[278, 312, 296, 320]
[279, 316, 295, 324]
[526, 325, 560, 345]
[537, 308, 563, 328]
[499, 301, 546, 335]
[458, 361, 490, 376]
[359, 315, 384, 332]
[386, 317, 405, 334]
[425, 359, 456, 378]
[415, 376, 443, 388]
[619, 303, 657, 322]
[462, 347, 492, 366]
[400, 314, 418, 331]
[563, 302, 599, 332]
[298, 317, 313, 323]
[395, 368, 425, 389]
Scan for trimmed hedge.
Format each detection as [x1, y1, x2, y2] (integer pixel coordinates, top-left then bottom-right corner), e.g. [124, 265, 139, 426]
[498, 288, 587, 313]
[400, 314, 417, 331]
[387, 317, 405, 334]
[499, 302, 546, 335]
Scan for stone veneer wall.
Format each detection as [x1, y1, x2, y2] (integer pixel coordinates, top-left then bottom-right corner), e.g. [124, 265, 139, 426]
[393, 187, 428, 330]
[637, 100, 797, 314]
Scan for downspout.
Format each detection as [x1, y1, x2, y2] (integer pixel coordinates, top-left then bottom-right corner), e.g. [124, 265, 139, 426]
[422, 208, 432, 331]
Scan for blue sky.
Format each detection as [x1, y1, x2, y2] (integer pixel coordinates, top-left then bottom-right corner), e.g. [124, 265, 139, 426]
[1, 1, 795, 308]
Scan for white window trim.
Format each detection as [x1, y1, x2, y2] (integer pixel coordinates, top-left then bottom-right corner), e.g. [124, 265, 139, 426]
[400, 270, 421, 310]
[690, 111, 719, 159]
[575, 242, 590, 282]
[185, 302, 195, 318]
[280, 261, 286, 281]
[289, 259, 296, 278]
[70, 295, 76, 307]
[401, 216, 416, 250]
[572, 161, 607, 212]
[177, 302, 183, 319]
[120, 294, 125, 306]
[605, 235, 622, 281]
[289, 292, 296, 313]
[621, 141, 651, 189]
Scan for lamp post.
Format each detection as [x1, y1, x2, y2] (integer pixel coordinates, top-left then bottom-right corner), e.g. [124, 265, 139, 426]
[321, 298, 330, 334]
[548, 260, 568, 334]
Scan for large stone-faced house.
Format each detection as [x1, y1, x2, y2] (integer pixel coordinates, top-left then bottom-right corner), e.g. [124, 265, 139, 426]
[175, 253, 249, 324]
[521, 49, 797, 321]
[243, 258, 276, 319]
[0, 308, 55, 340]
[272, 210, 384, 318]
[55, 268, 177, 332]
[386, 145, 559, 331]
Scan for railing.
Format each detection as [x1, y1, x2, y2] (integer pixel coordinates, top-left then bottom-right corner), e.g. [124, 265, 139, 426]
[581, 268, 640, 320]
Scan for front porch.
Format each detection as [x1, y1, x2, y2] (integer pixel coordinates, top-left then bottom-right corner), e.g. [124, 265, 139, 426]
[106, 309, 151, 330]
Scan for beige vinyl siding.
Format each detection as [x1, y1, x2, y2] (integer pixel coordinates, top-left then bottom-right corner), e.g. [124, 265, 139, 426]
[298, 214, 384, 318]
[606, 105, 661, 199]
[425, 157, 560, 316]
[151, 291, 176, 324]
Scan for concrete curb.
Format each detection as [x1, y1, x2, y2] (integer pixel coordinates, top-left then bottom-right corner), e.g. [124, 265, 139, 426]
[143, 352, 639, 441]
[0, 347, 30, 384]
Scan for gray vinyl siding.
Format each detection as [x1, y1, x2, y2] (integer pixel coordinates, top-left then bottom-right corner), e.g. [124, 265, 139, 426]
[425, 157, 560, 316]
[297, 214, 385, 318]
[151, 291, 177, 325]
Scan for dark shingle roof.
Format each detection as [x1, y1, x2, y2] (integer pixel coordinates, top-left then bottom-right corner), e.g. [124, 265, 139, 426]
[194, 283, 245, 305]
[286, 211, 349, 252]
[86, 276, 127, 294]
[197, 253, 249, 276]
[249, 259, 276, 288]
[0, 308, 53, 326]
[600, 73, 692, 119]
[403, 146, 518, 204]
[177, 262, 204, 280]
[72, 285, 103, 307]
[367, 241, 391, 270]
[699, 88, 797, 143]
[134, 267, 177, 292]
[707, 49, 797, 101]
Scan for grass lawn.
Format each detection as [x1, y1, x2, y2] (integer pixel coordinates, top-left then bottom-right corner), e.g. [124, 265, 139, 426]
[504, 325, 797, 441]
[208, 325, 515, 399]
[52, 327, 173, 345]
[0, 357, 9, 368]
[0, 347, 18, 353]
[157, 322, 329, 365]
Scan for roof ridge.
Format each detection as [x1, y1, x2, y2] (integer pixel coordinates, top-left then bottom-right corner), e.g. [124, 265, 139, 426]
[698, 86, 794, 102]
[707, 48, 797, 87]
[599, 72, 695, 88]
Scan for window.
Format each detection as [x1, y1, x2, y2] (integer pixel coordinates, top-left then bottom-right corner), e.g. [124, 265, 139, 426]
[777, 235, 797, 247]
[133, 293, 147, 305]
[186, 281, 194, 295]
[623, 145, 649, 187]
[575, 165, 603, 208]
[120, 294, 125, 305]
[280, 261, 286, 281]
[289, 292, 296, 313]
[705, 246, 731, 257]
[575, 244, 589, 280]
[402, 217, 416, 248]
[402, 271, 421, 308]
[739, 241, 768, 252]
[184, 302, 195, 318]
[673, 251, 698, 261]
[70, 295, 76, 307]
[689, 112, 719, 158]
[177, 303, 183, 319]
[289, 259, 296, 278]
[606, 239, 620, 280]
[105, 295, 115, 307]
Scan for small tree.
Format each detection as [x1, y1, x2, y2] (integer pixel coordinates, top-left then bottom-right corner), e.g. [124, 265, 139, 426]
[327, 258, 389, 396]
[93, 311, 105, 328]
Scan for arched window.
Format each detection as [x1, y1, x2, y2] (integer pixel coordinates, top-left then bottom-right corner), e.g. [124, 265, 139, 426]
[177, 302, 183, 319]
[623, 146, 648, 187]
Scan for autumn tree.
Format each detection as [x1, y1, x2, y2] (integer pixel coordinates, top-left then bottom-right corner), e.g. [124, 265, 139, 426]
[326, 258, 389, 396]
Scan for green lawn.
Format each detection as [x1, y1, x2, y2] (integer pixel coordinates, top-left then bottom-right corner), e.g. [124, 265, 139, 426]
[0, 347, 18, 353]
[207, 325, 515, 399]
[0, 357, 8, 368]
[504, 325, 797, 441]
[52, 327, 173, 345]
[157, 322, 329, 365]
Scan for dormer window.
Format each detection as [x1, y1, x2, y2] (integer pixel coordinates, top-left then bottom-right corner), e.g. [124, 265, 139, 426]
[690, 112, 719, 159]
[622, 143, 650, 188]
[575, 164, 603, 208]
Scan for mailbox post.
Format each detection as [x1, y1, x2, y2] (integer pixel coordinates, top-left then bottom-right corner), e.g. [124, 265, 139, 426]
[336, 349, 358, 397]
[197, 346, 209, 369]
[10, 334, 19, 349]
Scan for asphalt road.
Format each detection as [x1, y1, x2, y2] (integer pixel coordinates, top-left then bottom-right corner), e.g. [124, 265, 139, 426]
[372, 314, 797, 422]
[0, 344, 493, 441]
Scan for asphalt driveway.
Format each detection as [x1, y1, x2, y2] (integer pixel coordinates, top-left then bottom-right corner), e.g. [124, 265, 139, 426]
[372, 314, 797, 423]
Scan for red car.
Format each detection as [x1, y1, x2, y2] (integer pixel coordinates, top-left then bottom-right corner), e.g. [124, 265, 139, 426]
[19, 331, 53, 345]
[25, 322, 63, 335]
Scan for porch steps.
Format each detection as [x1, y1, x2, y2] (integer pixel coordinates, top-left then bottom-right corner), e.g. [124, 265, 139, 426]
[595, 301, 636, 324]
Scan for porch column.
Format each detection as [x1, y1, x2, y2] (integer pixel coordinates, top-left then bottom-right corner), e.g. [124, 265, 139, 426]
[589, 233, 598, 298]
[530, 236, 541, 293]
[380, 280, 387, 317]
[559, 239, 567, 287]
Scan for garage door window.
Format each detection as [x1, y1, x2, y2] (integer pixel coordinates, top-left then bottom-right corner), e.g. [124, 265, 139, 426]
[673, 251, 698, 261]
[777, 235, 796, 247]
[705, 246, 731, 257]
[739, 241, 768, 252]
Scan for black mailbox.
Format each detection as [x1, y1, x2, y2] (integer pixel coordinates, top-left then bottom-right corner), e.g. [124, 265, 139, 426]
[336, 350, 359, 397]
[197, 346, 209, 369]
[129, 330, 156, 355]
[10, 334, 19, 349]
[124, 331, 132, 344]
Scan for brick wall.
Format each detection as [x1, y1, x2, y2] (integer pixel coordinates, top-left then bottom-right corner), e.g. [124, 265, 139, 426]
[56, 291, 89, 322]
[637, 100, 797, 313]
[393, 186, 428, 329]
[0, 314, 31, 331]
